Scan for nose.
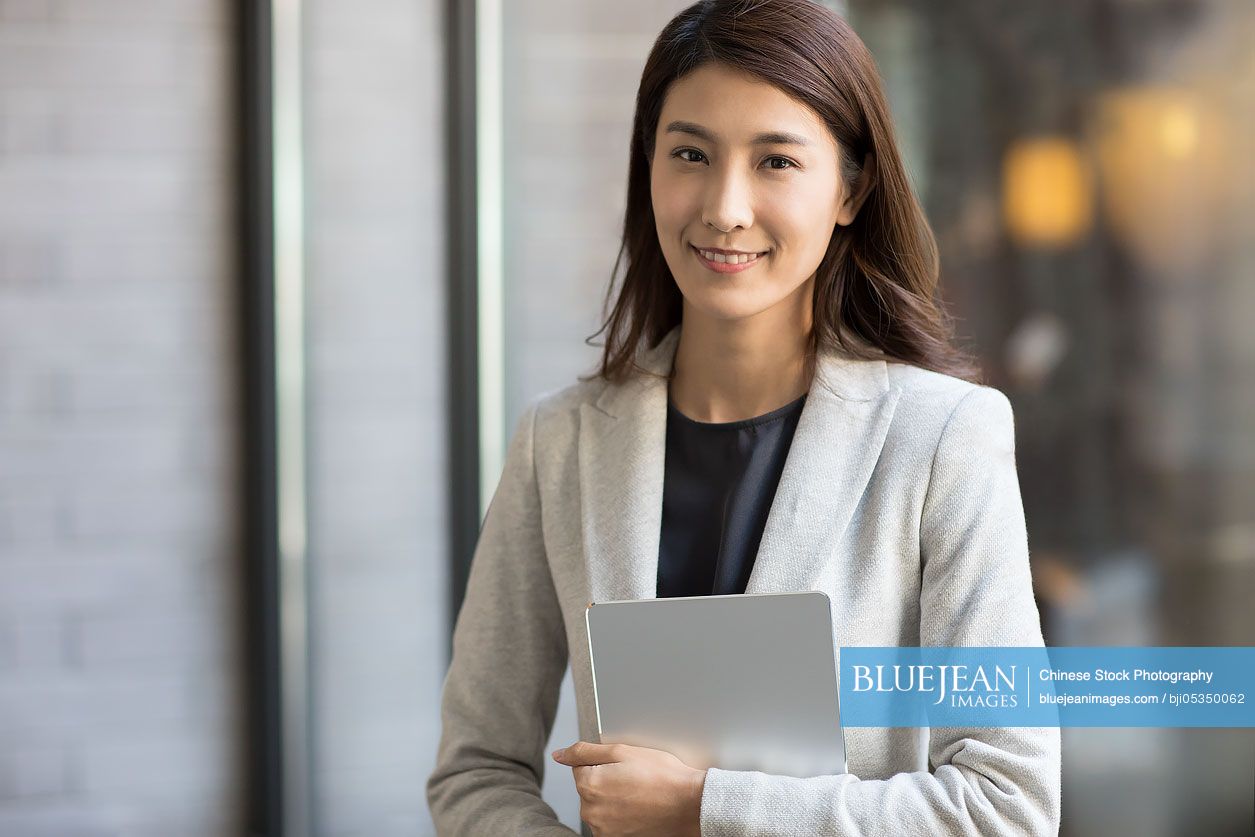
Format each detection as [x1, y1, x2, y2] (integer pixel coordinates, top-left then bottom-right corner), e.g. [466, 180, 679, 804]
[702, 162, 754, 234]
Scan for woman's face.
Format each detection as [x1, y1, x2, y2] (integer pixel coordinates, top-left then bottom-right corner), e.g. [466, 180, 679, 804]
[650, 62, 861, 324]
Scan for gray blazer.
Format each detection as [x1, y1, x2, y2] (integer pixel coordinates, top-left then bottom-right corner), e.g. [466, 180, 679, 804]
[427, 324, 1061, 836]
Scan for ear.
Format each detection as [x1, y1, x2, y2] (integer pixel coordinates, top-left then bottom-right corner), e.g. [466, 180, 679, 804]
[836, 151, 875, 227]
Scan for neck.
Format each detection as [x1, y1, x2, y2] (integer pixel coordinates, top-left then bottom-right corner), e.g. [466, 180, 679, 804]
[669, 291, 815, 424]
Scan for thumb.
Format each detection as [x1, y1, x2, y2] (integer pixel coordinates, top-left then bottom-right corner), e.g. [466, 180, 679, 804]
[553, 741, 620, 766]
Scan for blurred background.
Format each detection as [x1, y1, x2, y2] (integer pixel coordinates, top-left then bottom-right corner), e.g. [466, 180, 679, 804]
[0, 0, 1251, 835]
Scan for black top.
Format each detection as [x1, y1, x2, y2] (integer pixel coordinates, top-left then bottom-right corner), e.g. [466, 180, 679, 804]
[657, 390, 807, 598]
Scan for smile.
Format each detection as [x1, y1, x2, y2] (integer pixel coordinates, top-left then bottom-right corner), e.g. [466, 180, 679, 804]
[691, 244, 768, 274]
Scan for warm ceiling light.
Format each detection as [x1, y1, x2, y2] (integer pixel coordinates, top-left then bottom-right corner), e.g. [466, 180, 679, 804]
[1092, 86, 1231, 274]
[1001, 136, 1094, 249]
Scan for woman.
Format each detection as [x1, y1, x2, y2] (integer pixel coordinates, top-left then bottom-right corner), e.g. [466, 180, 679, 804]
[427, 1, 1061, 835]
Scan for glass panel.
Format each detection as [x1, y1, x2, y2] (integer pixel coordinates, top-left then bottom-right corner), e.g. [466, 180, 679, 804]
[303, 1, 449, 833]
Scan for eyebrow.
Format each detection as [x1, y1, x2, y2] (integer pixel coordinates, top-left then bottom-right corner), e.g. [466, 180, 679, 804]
[664, 120, 812, 147]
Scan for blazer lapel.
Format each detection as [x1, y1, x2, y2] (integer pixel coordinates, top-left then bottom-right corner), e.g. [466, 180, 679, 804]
[745, 348, 900, 593]
[578, 324, 900, 604]
[578, 327, 679, 604]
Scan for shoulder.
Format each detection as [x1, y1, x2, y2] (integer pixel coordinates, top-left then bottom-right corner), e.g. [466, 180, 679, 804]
[513, 375, 609, 452]
[883, 361, 1016, 458]
[529, 376, 607, 421]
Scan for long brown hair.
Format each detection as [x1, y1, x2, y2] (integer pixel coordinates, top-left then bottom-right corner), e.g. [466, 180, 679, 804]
[584, 0, 978, 384]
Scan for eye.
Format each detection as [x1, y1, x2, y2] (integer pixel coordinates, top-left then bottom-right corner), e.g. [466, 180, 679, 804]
[671, 147, 707, 164]
[669, 148, 798, 171]
[764, 155, 798, 171]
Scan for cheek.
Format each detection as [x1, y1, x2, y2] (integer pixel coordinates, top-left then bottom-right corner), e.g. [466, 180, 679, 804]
[765, 187, 839, 260]
[650, 198, 669, 239]
[650, 176, 689, 234]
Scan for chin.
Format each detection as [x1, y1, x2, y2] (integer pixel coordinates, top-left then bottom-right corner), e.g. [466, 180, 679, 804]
[680, 289, 781, 323]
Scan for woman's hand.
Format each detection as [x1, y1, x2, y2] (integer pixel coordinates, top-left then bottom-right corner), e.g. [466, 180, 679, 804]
[552, 741, 707, 837]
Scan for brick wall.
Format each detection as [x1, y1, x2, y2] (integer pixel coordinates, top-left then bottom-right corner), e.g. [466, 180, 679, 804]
[0, 2, 242, 835]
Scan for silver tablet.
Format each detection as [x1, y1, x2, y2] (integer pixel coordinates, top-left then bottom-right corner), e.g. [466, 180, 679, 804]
[585, 590, 847, 778]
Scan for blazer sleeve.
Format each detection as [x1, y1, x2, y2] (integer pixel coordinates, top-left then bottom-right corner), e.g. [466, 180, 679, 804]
[698, 385, 1062, 837]
[426, 401, 579, 836]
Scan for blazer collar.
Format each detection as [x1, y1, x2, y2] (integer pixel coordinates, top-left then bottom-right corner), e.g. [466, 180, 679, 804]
[578, 324, 901, 604]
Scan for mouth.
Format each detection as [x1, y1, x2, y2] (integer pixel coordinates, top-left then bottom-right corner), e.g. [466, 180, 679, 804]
[690, 244, 769, 273]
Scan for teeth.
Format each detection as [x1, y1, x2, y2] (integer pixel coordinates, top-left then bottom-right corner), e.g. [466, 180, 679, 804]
[699, 249, 762, 265]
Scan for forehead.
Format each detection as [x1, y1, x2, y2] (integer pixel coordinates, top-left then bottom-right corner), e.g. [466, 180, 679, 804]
[657, 63, 831, 147]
